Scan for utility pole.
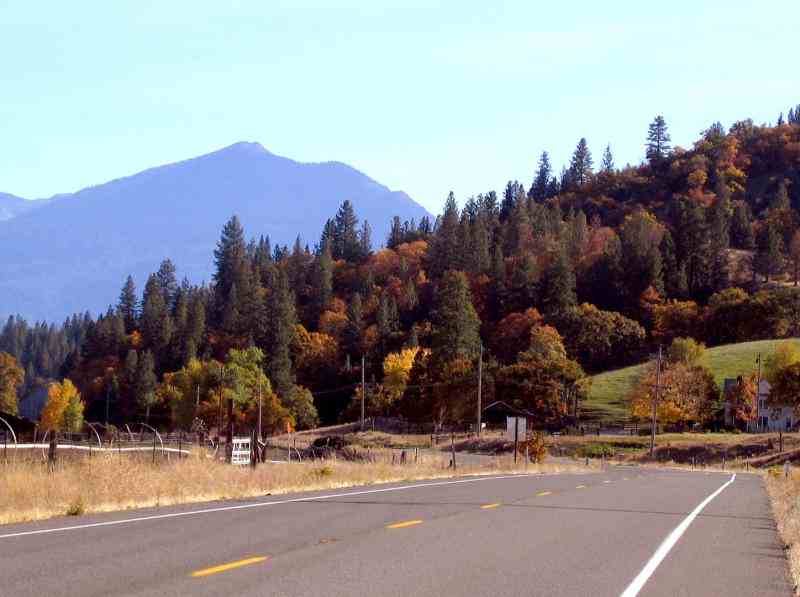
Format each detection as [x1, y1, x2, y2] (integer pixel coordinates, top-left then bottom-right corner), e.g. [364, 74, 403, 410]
[105, 383, 110, 426]
[217, 364, 226, 445]
[361, 355, 366, 430]
[756, 352, 762, 432]
[476, 343, 483, 437]
[650, 345, 662, 459]
[257, 378, 263, 442]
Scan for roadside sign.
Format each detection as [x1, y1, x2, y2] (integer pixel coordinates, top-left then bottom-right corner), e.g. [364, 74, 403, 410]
[231, 436, 251, 466]
[506, 417, 526, 441]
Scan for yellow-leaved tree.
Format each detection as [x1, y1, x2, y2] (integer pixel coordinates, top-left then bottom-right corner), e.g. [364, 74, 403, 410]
[383, 347, 425, 400]
[764, 342, 800, 384]
[40, 379, 84, 432]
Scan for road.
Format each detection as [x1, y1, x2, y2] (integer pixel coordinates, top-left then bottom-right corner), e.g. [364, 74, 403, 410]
[0, 467, 792, 596]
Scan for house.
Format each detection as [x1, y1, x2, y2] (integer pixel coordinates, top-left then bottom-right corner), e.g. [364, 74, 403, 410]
[723, 378, 795, 431]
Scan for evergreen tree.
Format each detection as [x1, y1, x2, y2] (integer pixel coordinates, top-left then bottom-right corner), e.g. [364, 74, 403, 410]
[135, 350, 157, 423]
[529, 152, 553, 201]
[507, 255, 538, 312]
[359, 220, 373, 258]
[601, 144, 615, 173]
[428, 192, 461, 277]
[568, 138, 593, 187]
[213, 216, 247, 326]
[646, 115, 672, 164]
[708, 178, 732, 291]
[333, 200, 361, 261]
[141, 273, 173, 356]
[660, 230, 686, 298]
[388, 216, 403, 248]
[470, 215, 491, 274]
[540, 249, 577, 317]
[265, 268, 296, 396]
[500, 181, 519, 221]
[431, 271, 481, 363]
[343, 292, 364, 358]
[730, 201, 755, 249]
[754, 222, 785, 282]
[155, 259, 178, 310]
[118, 276, 138, 333]
[310, 243, 333, 327]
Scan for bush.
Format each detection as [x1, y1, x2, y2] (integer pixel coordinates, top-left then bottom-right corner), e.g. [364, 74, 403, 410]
[577, 443, 615, 458]
[520, 431, 547, 463]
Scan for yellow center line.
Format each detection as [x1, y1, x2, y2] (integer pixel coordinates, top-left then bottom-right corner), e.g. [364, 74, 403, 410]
[481, 503, 501, 509]
[576, 485, 587, 489]
[623, 477, 630, 481]
[603, 480, 612, 484]
[191, 556, 269, 578]
[536, 491, 552, 497]
[386, 519, 424, 529]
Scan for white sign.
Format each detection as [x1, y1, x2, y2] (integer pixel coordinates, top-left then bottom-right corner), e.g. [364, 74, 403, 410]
[231, 436, 251, 466]
[506, 416, 526, 441]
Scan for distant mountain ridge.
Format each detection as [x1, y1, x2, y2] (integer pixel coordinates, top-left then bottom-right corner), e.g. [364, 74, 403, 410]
[0, 192, 37, 221]
[0, 142, 430, 321]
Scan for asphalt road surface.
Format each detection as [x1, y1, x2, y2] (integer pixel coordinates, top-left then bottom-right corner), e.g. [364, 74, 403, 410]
[0, 467, 792, 596]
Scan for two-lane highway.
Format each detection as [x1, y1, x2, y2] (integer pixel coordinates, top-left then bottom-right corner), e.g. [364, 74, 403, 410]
[0, 468, 792, 596]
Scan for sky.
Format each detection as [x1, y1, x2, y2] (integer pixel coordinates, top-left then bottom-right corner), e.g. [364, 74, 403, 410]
[1, 1, 798, 215]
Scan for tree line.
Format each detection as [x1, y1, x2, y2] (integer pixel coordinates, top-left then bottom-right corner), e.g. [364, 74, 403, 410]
[3, 108, 800, 432]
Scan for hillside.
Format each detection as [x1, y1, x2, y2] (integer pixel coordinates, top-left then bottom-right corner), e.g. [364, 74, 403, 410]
[583, 338, 800, 425]
[0, 192, 36, 221]
[0, 142, 429, 321]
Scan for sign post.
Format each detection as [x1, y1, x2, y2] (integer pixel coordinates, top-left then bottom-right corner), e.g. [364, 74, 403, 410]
[231, 436, 252, 466]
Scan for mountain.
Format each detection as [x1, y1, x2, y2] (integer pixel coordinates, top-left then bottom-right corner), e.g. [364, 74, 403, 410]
[0, 142, 430, 321]
[0, 193, 37, 221]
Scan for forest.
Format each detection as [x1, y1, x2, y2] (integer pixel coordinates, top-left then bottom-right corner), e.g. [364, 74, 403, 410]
[3, 106, 800, 433]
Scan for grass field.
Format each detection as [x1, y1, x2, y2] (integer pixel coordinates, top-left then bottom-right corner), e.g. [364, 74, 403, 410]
[583, 338, 800, 425]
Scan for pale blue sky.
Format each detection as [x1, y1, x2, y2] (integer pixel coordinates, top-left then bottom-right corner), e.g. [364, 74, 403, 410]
[1, 1, 797, 214]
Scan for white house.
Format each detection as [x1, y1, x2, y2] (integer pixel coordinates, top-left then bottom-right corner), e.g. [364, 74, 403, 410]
[749, 380, 795, 432]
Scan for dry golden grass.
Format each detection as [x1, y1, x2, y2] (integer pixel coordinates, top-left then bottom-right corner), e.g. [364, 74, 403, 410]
[0, 450, 589, 525]
[766, 471, 800, 594]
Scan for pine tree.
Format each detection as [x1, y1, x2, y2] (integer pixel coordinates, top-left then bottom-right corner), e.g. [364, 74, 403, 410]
[529, 152, 552, 201]
[135, 350, 157, 423]
[754, 222, 785, 282]
[428, 192, 460, 277]
[266, 268, 296, 396]
[118, 276, 138, 333]
[646, 115, 671, 164]
[388, 216, 403, 248]
[470, 215, 491, 274]
[568, 138, 593, 187]
[771, 180, 791, 212]
[309, 243, 333, 327]
[359, 220, 373, 258]
[343, 292, 364, 358]
[141, 273, 173, 356]
[540, 249, 577, 317]
[500, 182, 519, 221]
[601, 144, 615, 173]
[213, 216, 247, 326]
[660, 230, 686, 297]
[333, 200, 360, 261]
[155, 259, 178, 310]
[730, 201, 755, 249]
[708, 178, 732, 291]
[431, 271, 481, 363]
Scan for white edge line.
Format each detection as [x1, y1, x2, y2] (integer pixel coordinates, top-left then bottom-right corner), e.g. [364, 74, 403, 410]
[620, 473, 736, 597]
[0, 472, 559, 540]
